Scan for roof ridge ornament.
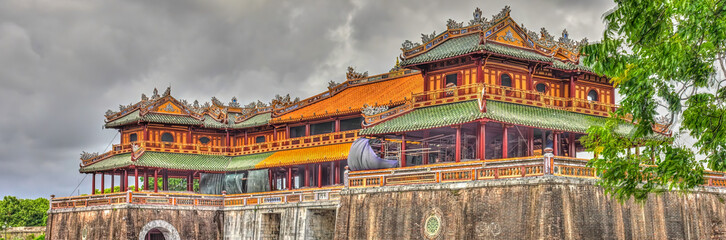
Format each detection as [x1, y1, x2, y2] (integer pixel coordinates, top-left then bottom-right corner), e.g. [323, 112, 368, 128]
[362, 104, 389, 116]
[346, 66, 368, 80]
[151, 88, 160, 100]
[446, 19, 463, 29]
[421, 31, 436, 44]
[162, 87, 171, 97]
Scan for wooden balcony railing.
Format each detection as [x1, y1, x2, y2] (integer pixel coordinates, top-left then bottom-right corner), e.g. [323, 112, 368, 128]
[82, 130, 360, 165]
[50, 187, 342, 209]
[409, 83, 618, 117]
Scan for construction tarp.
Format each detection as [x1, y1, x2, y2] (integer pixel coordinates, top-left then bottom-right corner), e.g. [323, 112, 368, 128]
[347, 138, 399, 171]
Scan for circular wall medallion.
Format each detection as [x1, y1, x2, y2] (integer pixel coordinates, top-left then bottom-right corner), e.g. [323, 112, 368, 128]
[421, 208, 443, 239]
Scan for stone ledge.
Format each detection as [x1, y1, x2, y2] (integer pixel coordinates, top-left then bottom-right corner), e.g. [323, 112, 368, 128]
[342, 175, 726, 195]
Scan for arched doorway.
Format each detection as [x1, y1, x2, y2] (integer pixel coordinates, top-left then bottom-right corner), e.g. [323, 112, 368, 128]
[138, 220, 181, 240]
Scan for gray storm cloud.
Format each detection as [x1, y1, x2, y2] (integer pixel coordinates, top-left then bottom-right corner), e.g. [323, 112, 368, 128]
[0, 0, 614, 198]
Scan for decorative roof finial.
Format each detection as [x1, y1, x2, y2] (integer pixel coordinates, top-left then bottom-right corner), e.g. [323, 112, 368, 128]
[446, 19, 463, 29]
[229, 97, 240, 107]
[421, 31, 436, 43]
[346, 66, 368, 80]
[152, 88, 160, 99]
[162, 86, 171, 97]
[141, 93, 148, 101]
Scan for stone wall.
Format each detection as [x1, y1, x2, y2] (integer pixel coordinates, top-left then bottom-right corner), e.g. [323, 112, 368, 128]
[3, 226, 46, 240]
[46, 205, 223, 240]
[223, 202, 337, 240]
[334, 176, 726, 240]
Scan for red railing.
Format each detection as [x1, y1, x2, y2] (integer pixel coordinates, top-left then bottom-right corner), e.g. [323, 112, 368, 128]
[51, 187, 342, 209]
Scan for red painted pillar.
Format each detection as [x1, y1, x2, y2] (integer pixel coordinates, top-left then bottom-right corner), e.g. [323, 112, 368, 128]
[305, 124, 311, 136]
[502, 125, 509, 159]
[455, 126, 462, 162]
[553, 132, 560, 156]
[423, 130, 430, 164]
[479, 121, 487, 160]
[569, 133, 576, 157]
[134, 168, 139, 192]
[476, 58, 483, 84]
[528, 128, 534, 156]
[570, 76, 576, 107]
[111, 171, 115, 193]
[101, 172, 105, 194]
[287, 167, 293, 190]
[162, 170, 168, 191]
[273, 128, 278, 141]
[304, 165, 310, 187]
[187, 173, 192, 192]
[92, 173, 96, 195]
[154, 170, 159, 193]
[123, 170, 128, 192]
[335, 161, 340, 184]
[268, 169, 274, 191]
[400, 134, 407, 167]
[317, 164, 322, 188]
[244, 131, 248, 145]
[330, 162, 335, 184]
[335, 119, 341, 132]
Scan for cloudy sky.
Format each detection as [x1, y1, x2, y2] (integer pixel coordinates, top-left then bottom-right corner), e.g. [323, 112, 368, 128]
[0, 0, 615, 199]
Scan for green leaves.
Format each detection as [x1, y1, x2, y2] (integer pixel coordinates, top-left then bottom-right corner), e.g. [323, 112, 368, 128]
[0, 196, 49, 227]
[582, 0, 726, 202]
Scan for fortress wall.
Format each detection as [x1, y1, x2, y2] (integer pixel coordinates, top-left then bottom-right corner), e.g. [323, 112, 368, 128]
[223, 202, 337, 240]
[46, 205, 223, 240]
[335, 177, 726, 240]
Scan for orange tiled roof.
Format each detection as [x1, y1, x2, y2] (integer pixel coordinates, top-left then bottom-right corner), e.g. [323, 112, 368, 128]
[272, 74, 423, 123]
[254, 142, 352, 168]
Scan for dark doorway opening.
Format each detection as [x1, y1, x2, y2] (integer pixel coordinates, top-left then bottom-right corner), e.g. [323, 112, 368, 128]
[145, 228, 165, 240]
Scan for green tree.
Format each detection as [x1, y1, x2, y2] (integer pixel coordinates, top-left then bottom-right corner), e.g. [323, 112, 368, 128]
[582, 0, 726, 201]
[0, 196, 48, 227]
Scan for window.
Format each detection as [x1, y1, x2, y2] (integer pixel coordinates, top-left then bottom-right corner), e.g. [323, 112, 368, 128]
[199, 137, 211, 145]
[129, 133, 138, 142]
[340, 117, 363, 131]
[500, 74, 512, 87]
[587, 90, 599, 101]
[445, 74, 458, 87]
[310, 121, 334, 135]
[161, 133, 174, 142]
[535, 83, 547, 93]
[289, 126, 306, 138]
[255, 136, 266, 143]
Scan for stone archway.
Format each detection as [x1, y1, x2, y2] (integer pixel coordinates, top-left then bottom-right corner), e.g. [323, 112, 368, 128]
[138, 220, 181, 240]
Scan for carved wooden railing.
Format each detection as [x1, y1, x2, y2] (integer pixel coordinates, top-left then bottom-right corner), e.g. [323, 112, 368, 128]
[86, 130, 359, 164]
[363, 102, 414, 126]
[50, 187, 342, 209]
[405, 83, 618, 117]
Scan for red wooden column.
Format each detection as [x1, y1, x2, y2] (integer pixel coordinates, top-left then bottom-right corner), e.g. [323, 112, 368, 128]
[528, 128, 534, 156]
[153, 170, 159, 193]
[502, 125, 509, 159]
[335, 119, 341, 132]
[478, 121, 487, 160]
[400, 134, 407, 167]
[244, 131, 248, 145]
[111, 171, 115, 193]
[268, 169, 274, 191]
[569, 75, 576, 106]
[273, 128, 278, 141]
[134, 168, 139, 192]
[456, 126, 462, 162]
[553, 132, 560, 156]
[569, 133, 576, 157]
[422, 130, 430, 164]
[317, 164, 323, 188]
[123, 170, 129, 192]
[304, 165, 310, 187]
[187, 173, 193, 192]
[91, 173, 96, 195]
[162, 169, 168, 191]
[305, 124, 311, 136]
[287, 167, 293, 190]
[101, 172, 105, 194]
[330, 162, 335, 184]
[334, 161, 340, 184]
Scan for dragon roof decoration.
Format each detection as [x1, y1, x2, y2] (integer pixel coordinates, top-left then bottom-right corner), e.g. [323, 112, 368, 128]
[400, 6, 588, 64]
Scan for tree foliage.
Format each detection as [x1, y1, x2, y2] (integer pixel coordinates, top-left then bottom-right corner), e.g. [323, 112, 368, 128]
[0, 196, 48, 228]
[581, 0, 726, 202]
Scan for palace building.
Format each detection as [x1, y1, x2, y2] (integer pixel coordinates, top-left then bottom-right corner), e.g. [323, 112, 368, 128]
[48, 7, 721, 240]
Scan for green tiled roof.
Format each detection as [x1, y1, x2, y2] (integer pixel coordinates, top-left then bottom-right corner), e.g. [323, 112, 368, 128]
[400, 34, 591, 72]
[360, 100, 634, 136]
[203, 115, 228, 129]
[104, 111, 203, 128]
[227, 152, 274, 171]
[105, 110, 141, 128]
[80, 153, 133, 172]
[142, 113, 203, 126]
[231, 112, 271, 129]
[135, 152, 229, 171]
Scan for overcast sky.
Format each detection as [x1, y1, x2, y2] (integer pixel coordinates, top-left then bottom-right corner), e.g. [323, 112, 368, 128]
[0, 0, 615, 199]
